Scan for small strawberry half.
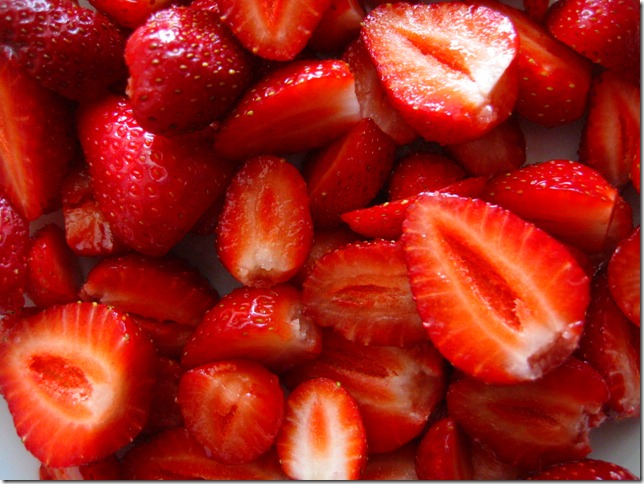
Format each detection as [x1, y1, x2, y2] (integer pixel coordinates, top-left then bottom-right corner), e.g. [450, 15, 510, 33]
[526, 458, 638, 480]
[276, 377, 368, 480]
[607, 226, 640, 326]
[0, 195, 29, 314]
[361, 2, 519, 145]
[402, 192, 590, 384]
[0, 302, 157, 468]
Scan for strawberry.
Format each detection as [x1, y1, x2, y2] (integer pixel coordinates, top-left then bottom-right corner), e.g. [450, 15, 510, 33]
[282, 330, 447, 454]
[360, 2, 519, 145]
[0, 47, 77, 222]
[0, 302, 157, 467]
[469, 440, 521, 480]
[579, 69, 641, 189]
[216, 155, 314, 288]
[88, 0, 175, 29]
[302, 239, 427, 347]
[217, 0, 332, 61]
[0, 195, 29, 314]
[39, 454, 122, 480]
[473, 0, 593, 127]
[526, 458, 638, 480]
[77, 95, 233, 257]
[342, 38, 418, 145]
[304, 117, 397, 229]
[122, 426, 288, 479]
[546, 0, 640, 84]
[213, 59, 361, 160]
[415, 417, 474, 480]
[133, 315, 195, 360]
[181, 284, 322, 372]
[402, 192, 590, 384]
[607, 226, 640, 326]
[276, 377, 368, 479]
[360, 442, 419, 480]
[25, 224, 83, 308]
[80, 252, 218, 326]
[0, 0, 127, 101]
[484, 159, 634, 256]
[142, 356, 184, 436]
[522, 0, 550, 22]
[177, 359, 285, 464]
[340, 198, 414, 241]
[446, 357, 609, 473]
[307, 0, 365, 54]
[125, 6, 254, 136]
[631, 146, 640, 192]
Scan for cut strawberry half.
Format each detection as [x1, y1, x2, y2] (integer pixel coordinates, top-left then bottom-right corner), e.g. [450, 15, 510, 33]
[276, 377, 368, 480]
[340, 198, 414, 241]
[607, 226, 640, 326]
[308, 0, 365, 54]
[361, 2, 519, 145]
[0, 302, 157, 468]
[402, 192, 590, 384]
[415, 417, 474, 480]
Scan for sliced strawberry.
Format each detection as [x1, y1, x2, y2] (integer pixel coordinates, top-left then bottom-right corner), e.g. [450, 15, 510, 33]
[125, 6, 254, 136]
[133, 315, 195, 360]
[181, 284, 322, 372]
[546, 0, 640, 84]
[607, 226, 640, 326]
[88, 0, 175, 29]
[415, 417, 474, 480]
[402, 192, 590, 384]
[577, 272, 641, 419]
[213, 59, 361, 160]
[0, 302, 157, 467]
[122, 426, 288, 480]
[340, 198, 414, 240]
[282, 330, 447, 454]
[142, 356, 184, 436]
[304, 117, 397, 229]
[484, 159, 634, 255]
[526, 458, 638, 480]
[177, 359, 285, 464]
[342, 38, 418, 145]
[0, 0, 127, 101]
[217, 0, 332, 61]
[446, 358, 609, 473]
[25, 224, 83, 308]
[361, 2, 519, 145]
[0, 47, 77, 221]
[39, 454, 122, 480]
[307, 0, 365, 54]
[302, 239, 427, 347]
[276, 377, 367, 479]
[388, 152, 466, 201]
[360, 442, 419, 480]
[579, 70, 641, 189]
[80, 252, 218, 326]
[0, 195, 29, 314]
[77, 95, 234, 257]
[216, 155, 314, 287]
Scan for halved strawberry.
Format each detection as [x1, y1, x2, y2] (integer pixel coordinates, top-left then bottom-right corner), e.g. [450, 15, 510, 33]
[484, 159, 634, 255]
[402, 192, 590, 384]
[25, 224, 83, 309]
[213, 59, 361, 160]
[304, 117, 397, 229]
[0, 302, 157, 467]
[607, 226, 640, 326]
[181, 284, 322, 372]
[80, 252, 218, 326]
[388, 152, 466, 201]
[526, 458, 638, 480]
[360, 442, 419, 480]
[177, 359, 285, 464]
[415, 417, 474, 480]
[446, 358, 609, 472]
[39, 454, 122, 480]
[302, 239, 427, 347]
[307, 0, 365, 54]
[361, 2, 519, 145]
[88, 0, 175, 29]
[217, 0, 332, 61]
[276, 377, 368, 479]
[216, 155, 314, 288]
[0, 195, 29, 314]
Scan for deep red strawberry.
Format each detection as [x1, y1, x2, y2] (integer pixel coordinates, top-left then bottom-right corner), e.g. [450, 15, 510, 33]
[0, 195, 29, 314]
[0, 0, 127, 101]
[25, 224, 83, 308]
[0, 47, 77, 222]
[80, 252, 218, 326]
[142, 356, 184, 436]
[181, 284, 322, 372]
[39, 454, 122, 480]
[446, 358, 609, 472]
[0, 302, 157, 467]
[177, 359, 285, 464]
[607, 226, 640, 327]
[77, 95, 234, 257]
[527, 458, 638, 480]
[125, 6, 254, 136]
[308, 0, 365, 54]
[276, 377, 367, 479]
[546, 0, 640, 84]
[402, 192, 590, 384]
[217, 0, 332, 61]
[304, 117, 396, 229]
[415, 417, 474, 480]
[88, 0, 175, 29]
[132, 315, 195, 360]
[484, 159, 633, 255]
[361, 2, 519, 145]
[216, 155, 314, 288]
[523, 0, 550, 22]
[213, 59, 361, 160]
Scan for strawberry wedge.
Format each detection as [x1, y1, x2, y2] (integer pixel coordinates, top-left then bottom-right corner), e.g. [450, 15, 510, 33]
[401, 192, 590, 384]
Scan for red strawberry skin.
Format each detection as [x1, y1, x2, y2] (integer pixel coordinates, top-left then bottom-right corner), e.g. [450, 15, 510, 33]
[415, 417, 474, 480]
[0, 196, 29, 314]
[527, 458, 638, 480]
[607, 226, 640, 326]
[89, 0, 175, 29]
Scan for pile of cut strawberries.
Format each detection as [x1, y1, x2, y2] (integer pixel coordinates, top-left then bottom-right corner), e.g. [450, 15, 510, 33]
[0, 0, 640, 480]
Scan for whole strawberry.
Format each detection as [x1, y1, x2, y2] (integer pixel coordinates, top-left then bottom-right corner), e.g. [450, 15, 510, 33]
[125, 6, 254, 136]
